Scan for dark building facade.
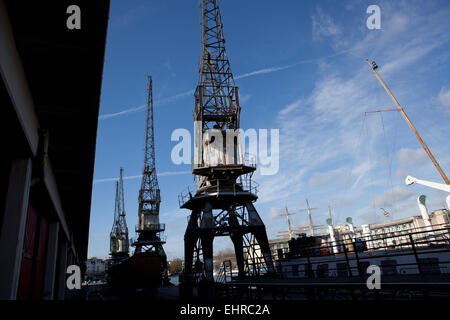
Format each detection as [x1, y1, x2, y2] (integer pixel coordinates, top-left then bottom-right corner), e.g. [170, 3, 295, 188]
[0, 0, 110, 299]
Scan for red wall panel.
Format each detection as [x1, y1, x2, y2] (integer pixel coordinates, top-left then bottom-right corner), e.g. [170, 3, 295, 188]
[17, 204, 38, 300]
[17, 204, 48, 300]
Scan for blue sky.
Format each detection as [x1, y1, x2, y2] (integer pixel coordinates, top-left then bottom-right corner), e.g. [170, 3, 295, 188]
[88, 0, 450, 260]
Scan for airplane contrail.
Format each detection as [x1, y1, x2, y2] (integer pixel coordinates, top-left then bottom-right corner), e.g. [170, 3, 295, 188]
[99, 105, 145, 120]
[93, 170, 191, 184]
[98, 48, 354, 120]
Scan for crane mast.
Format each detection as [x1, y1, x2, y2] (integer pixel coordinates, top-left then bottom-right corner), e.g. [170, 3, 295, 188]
[195, 0, 240, 131]
[110, 167, 129, 259]
[138, 76, 161, 229]
[181, 0, 275, 284]
[132, 76, 167, 280]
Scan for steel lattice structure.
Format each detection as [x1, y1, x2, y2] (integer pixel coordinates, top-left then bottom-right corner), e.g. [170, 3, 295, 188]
[181, 0, 275, 283]
[139, 76, 161, 223]
[195, 0, 240, 131]
[110, 167, 129, 259]
[133, 76, 168, 279]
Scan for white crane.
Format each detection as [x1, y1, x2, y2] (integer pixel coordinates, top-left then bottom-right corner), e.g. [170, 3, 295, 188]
[405, 175, 450, 210]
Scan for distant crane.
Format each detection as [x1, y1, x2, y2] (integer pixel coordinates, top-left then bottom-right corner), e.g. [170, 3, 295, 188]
[110, 167, 129, 260]
[132, 76, 168, 280]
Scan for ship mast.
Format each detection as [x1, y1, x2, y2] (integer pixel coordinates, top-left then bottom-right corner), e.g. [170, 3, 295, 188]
[296, 197, 324, 236]
[277, 204, 296, 239]
[328, 203, 333, 226]
[301, 197, 316, 236]
[366, 59, 450, 185]
[285, 205, 294, 238]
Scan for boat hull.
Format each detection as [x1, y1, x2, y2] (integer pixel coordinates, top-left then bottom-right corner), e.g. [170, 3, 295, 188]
[108, 252, 162, 293]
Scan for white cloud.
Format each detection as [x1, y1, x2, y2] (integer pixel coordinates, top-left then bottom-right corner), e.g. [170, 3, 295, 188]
[311, 75, 366, 126]
[99, 89, 194, 120]
[388, 14, 409, 33]
[355, 206, 386, 225]
[267, 207, 283, 220]
[330, 198, 354, 209]
[397, 148, 428, 167]
[372, 186, 415, 208]
[438, 87, 450, 110]
[311, 7, 341, 41]
[380, 40, 443, 76]
[256, 168, 307, 204]
[255, 2, 450, 226]
[308, 169, 340, 187]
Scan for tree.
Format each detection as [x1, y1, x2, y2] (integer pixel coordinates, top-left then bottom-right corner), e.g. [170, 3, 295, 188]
[214, 248, 236, 265]
[169, 258, 183, 274]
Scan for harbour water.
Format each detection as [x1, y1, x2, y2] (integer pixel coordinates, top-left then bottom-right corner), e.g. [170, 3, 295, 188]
[169, 275, 179, 286]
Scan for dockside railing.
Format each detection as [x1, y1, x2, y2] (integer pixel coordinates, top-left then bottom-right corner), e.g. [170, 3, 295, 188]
[276, 223, 450, 279]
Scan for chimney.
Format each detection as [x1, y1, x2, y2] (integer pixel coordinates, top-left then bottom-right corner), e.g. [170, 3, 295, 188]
[346, 217, 355, 239]
[418, 195, 432, 227]
[446, 195, 450, 212]
[418, 195, 435, 239]
[326, 218, 337, 254]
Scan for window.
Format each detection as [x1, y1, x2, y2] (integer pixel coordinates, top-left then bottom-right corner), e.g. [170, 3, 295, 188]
[291, 264, 299, 277]
[419, 258, 440, 274]
[381, 259, 398, 275]
[359, 261, 370, 275]
[337, 263, 348, 277]
[316, 264, 328, 278]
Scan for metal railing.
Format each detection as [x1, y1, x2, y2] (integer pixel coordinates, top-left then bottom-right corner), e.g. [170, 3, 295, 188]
[276, 223, 450, 279]
[244, 152, 257, 168]
[236, 174, 259, 195]
[178, 176, 259, 207]
[215, 260, 233, 284]
[178, 183, 198, 207]
[130, 233, 167, 245]
[191, 152, 257, 170]
[135, 223, 165, 232]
